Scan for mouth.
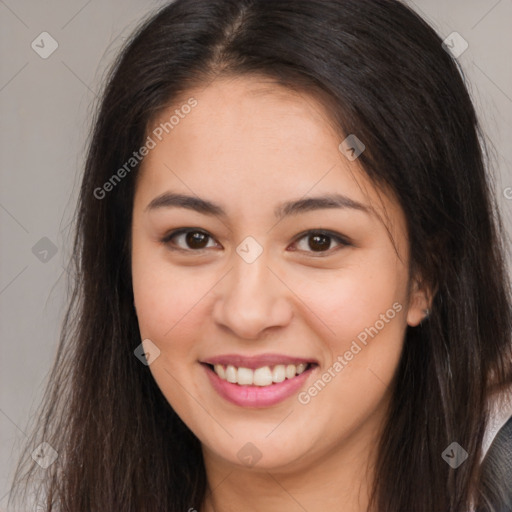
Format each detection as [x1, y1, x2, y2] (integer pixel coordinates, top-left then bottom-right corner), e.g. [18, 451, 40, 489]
[202, 361, 318, 386]
[200, 361, 319, 408]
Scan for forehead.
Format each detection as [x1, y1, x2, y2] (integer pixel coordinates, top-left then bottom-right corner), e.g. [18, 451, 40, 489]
[148, 76, 341, 168]
[136, 76, 404, 235]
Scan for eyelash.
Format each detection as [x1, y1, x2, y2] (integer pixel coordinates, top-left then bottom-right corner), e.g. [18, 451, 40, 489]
[159, 228, 352, 256]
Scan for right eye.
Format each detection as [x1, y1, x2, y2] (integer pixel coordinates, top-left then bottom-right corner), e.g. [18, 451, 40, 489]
[160, 228, 220, 252]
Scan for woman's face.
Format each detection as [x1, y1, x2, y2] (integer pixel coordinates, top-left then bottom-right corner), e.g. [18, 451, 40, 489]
[131, 76, 428, 473]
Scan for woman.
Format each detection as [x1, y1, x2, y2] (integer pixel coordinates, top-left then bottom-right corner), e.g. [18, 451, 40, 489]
[8, 0, 512, 510]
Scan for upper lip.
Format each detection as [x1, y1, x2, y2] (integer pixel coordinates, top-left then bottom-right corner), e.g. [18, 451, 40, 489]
[201, 353, 318, 370]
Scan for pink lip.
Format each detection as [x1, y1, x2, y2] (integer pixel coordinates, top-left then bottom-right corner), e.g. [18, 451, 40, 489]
[202, 362, 318, 408]
[201, 353, 318, 370]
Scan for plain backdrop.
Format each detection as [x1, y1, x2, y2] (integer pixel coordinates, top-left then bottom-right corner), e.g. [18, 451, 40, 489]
[1, 0, 511, 508]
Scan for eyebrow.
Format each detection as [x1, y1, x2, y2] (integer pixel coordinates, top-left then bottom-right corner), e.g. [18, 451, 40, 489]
[144, 192, 371, 219]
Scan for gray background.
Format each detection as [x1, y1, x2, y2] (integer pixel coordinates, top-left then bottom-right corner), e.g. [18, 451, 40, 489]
[1, 0, 511, 508]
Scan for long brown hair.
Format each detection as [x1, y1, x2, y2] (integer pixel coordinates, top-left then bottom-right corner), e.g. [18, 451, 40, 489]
[8, 1, 512, 510]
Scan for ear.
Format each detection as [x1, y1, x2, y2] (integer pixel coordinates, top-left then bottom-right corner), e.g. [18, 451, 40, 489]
[406, 275, 434, 327]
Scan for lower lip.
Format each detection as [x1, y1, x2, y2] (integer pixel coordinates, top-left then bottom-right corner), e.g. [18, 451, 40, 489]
[202, 363, 317, 408]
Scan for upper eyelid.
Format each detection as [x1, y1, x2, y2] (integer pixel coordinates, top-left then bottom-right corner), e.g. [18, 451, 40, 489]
[293, 229, 351, 245]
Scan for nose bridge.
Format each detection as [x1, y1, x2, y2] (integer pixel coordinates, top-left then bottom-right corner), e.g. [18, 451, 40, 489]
[212, 242, 292, 339]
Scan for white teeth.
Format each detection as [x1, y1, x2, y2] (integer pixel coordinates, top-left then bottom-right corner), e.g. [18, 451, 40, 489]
[272, 364, 286, 383]
[285, 364, 296, 379]
[253, 366, 273, 386]
[225, 365, 237, 383]
[296, 363, 307, 375]
[237, 367, 254, 385]
[211, 362, 312, 386]
[214, 364, 225, 379]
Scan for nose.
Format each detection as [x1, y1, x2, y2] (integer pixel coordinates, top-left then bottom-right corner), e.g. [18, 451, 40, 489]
[211, 250, 293, 340]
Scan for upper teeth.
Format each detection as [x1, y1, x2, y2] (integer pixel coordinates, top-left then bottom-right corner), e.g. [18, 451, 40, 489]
[213, 363, 309, 386]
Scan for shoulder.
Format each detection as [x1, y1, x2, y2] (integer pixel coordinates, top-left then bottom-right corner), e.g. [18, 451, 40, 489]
[482, 389, 512, 458]
[478, 390, 512, 512]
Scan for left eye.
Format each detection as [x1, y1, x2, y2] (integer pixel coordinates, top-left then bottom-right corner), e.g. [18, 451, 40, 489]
[160, 229, 350, 255]
[292, 230, 350, 254]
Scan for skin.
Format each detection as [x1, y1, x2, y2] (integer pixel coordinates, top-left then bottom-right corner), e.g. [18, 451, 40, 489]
[131, 76, 430, 512]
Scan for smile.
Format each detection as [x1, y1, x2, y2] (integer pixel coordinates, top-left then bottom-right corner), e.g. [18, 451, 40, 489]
[201, 362, 319, 408]
[211, 362, 311, 386]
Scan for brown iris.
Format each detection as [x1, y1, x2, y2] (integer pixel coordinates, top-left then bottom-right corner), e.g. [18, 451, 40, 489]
[185, 231, 209, 249]
[307, 233, 331, 252]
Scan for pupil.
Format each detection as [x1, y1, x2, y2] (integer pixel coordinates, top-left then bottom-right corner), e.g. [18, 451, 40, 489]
[310, 234, 330, 252]
[187, 231, 208, 249]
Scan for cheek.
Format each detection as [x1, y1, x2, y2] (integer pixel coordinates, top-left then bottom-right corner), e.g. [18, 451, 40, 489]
[132, 241, 191, 330]
[284, 253, 408, 418]
[284, 254, 408, 350]
[130, 223, 212, 426]
[131, 245, 218, 366]
[131, 252, 209, 411]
